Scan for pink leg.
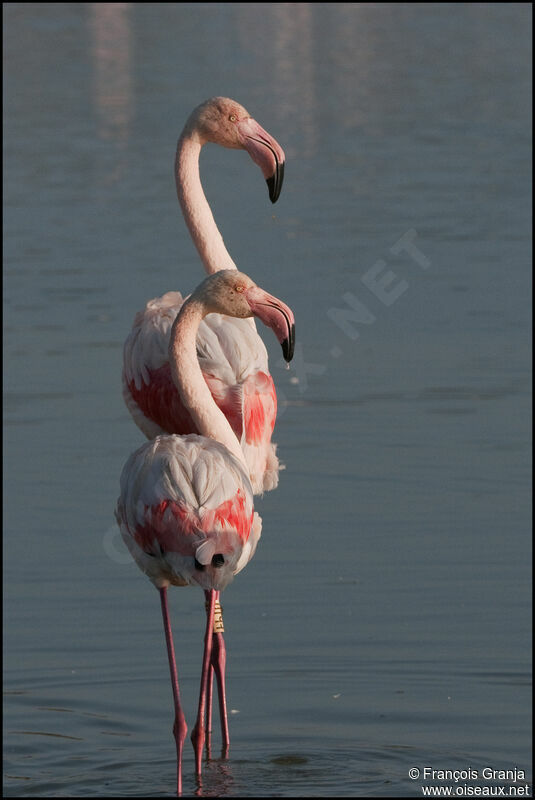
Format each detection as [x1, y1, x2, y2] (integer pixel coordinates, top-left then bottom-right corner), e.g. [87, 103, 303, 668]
[159, 587, 188, 796]
[210, 592, 230, 754]
[205, 662, 214, 757]
[203, 591, 229, 756]
[191, 589, 216, 775]
[211, 633, 230, 753]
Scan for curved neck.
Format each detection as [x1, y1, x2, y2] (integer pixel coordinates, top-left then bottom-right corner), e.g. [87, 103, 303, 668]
[175, 133, 237, 275]
[168, 298, 246, 467]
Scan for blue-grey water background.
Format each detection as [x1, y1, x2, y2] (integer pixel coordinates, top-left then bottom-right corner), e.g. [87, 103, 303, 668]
[3, 3, 532, 797]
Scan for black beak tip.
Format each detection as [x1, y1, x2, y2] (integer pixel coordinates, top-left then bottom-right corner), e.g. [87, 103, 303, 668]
[266, 160, 285, 203]
[281, 323, 295, 363]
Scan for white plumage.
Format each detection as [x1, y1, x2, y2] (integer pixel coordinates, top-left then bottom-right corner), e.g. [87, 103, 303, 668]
[116, 434, 262, 592]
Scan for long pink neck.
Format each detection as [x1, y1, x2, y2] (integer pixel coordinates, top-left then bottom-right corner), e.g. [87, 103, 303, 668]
[168, 298, 246, 467]
[175, 134, 237, 275]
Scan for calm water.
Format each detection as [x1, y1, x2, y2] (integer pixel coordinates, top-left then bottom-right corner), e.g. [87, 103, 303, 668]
[3, 3, 532, 797]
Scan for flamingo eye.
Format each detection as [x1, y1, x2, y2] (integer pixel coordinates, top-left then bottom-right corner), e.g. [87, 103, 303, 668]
[229, 114, 237, 122]
[235, 285, 245, 293]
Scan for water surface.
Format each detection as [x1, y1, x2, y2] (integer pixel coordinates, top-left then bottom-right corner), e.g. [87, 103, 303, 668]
[3, 3, 531, 796]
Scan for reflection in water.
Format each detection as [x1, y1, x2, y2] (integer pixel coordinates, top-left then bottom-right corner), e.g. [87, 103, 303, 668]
[194, 757, 235, 797]
[268, 4, 318, 159]
[88, 3, 132, 182]
[234, 3, 318, 159]
[233, 4, 409, 157]
[234, 3, 522, 159]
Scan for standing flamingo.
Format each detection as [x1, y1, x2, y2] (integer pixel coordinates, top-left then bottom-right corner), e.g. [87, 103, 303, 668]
[116, 270, 295, 795]
[123, 97, 286, 494]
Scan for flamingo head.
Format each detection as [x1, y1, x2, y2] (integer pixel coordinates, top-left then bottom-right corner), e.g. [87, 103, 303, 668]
[198, 270, 295, 362]
[187, 97, 285, 203]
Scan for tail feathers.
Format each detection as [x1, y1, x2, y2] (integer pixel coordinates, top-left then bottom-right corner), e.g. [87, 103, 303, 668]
[242, 440, 282, 494]
[122, 371, 166, 439]
[195, 538, 216, 565]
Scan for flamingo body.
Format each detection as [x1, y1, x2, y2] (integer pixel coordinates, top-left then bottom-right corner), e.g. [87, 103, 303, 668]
[116, 433, 262, 592]
[123, 291, 280, 493]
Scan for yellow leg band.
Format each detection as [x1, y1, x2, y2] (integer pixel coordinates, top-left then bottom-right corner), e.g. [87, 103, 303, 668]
[206, 599, 225, 633]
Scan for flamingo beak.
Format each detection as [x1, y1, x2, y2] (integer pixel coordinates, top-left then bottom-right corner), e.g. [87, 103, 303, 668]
[236, 118, 285, 203]
[281, 321, 295, 362]
[266, 160, 285, 204]
[245, 287, 295, 362]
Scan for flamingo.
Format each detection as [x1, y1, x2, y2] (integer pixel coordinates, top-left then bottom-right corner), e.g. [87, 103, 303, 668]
[116, 270, 295, 795]
[122, 97, 286, 495]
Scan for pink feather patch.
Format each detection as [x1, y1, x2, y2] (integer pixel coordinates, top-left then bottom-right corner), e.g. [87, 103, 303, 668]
[133, 489, 253, 556]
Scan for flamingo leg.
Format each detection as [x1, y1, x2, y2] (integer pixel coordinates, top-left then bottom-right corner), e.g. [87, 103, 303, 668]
[211, 632, 230, 754]
[205, 662, 214, 758]
[191, 588, 216, 775]
[210, 592, 230, 755]
[159, 587, 188, 797]
[203, 591, 230, 757]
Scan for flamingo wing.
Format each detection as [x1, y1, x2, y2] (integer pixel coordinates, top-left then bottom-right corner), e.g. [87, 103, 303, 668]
[123, 293, 281, 493]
